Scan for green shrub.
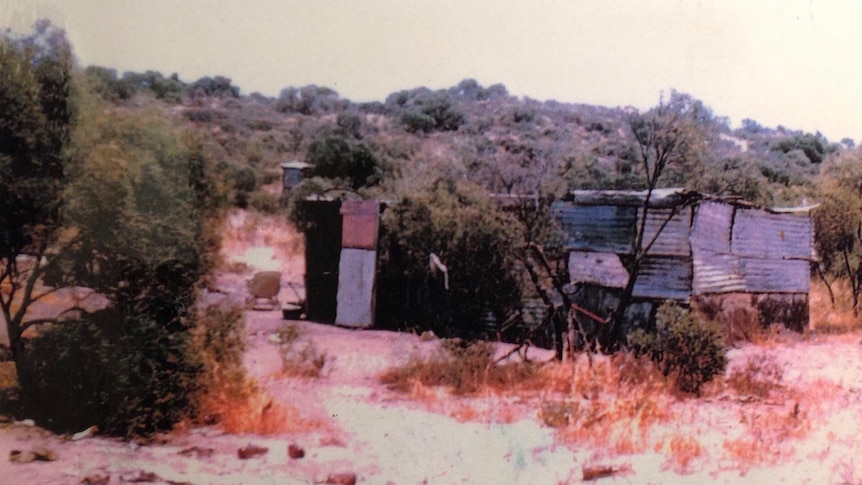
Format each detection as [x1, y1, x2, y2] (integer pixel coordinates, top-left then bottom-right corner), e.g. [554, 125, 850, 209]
[16, 310, 200, 437]
[248, 191, 281, 214]
[628, 302, 727, 395]
[376, 178, 522, 338]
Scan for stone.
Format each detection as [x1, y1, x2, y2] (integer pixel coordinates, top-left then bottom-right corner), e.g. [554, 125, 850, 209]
[287, 444, 305, 459]
[324, 472, 357, 485]
[237, 444, 268, 459]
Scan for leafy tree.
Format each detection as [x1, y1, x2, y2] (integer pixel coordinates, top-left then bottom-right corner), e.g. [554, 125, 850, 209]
[118, 70, 185, 103]
[692, 157, 773, 207]
[82, 65, 134, 100]
[276, 85, 345, 115]
[18, 91, 214, 436]
[0, 20, 75, 358]
[306, 136, 381, 190]
[187, 75, 239, 98]
[772, 133, 828, 165]
[813, 153, 862, 314]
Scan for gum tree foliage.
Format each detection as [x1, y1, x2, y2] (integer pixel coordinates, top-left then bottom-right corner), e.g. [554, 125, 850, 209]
[306, 136, 382, 190]
[186, 75, 240, 99]
[813, 153, 862, 314]
[276, 85, 347, 115]
[388, 89, 466, 133]
[117, 70, 185, 103]
[0, 20, 75, 358]
[18, 93, 214, 436]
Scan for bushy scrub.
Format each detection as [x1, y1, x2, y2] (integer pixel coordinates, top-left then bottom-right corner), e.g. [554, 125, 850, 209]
[376, 178, 522, 338]
[17, 310, 199, 437]
[628, 302, 727, 395]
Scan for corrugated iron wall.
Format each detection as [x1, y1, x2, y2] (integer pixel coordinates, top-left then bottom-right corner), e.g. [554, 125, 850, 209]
[692, 203, 812, 295]
[731, 208, 813, 259]
[639, 207, 692, 257]
[551, 202, 636, 253]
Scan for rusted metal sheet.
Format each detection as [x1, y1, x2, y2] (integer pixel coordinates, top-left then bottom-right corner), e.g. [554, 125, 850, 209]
[693, 252, 810, 294]
[632, 256, 692, 301]
[568, 251, 629, 288]
[639, 206, 692, 256]
[692, 251, 746, 294]
[340, 200, 380, 250]
[731, 208, 813, 259]
[738, 257, 810, 293]
[335, 248, 376, 328]
[691, 201, 733, 253]
[551, 202, 636, 253]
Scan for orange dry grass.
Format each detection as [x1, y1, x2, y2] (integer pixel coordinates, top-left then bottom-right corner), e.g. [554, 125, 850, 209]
[554, 354, 671, 455]
[662, 434, 704, 473]
[721, 403, 809, 471]
[197, 377, 321, 435]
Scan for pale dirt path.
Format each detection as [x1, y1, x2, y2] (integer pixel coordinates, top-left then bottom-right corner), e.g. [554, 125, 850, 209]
[243, 308, 578, 485]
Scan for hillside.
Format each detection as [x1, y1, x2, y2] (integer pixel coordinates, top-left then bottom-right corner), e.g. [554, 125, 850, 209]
[84, 70, 853, 209]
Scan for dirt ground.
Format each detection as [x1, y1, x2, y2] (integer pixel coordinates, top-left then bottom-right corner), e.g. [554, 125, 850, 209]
[3, 210, 862, 484]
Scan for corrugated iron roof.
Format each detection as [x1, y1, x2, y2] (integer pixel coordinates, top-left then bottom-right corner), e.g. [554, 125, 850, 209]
[568, 188, 697, 208]
[280, 161, 313, 170]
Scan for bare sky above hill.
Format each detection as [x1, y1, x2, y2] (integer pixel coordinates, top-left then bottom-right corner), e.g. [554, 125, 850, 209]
[3, 0, 860, 141]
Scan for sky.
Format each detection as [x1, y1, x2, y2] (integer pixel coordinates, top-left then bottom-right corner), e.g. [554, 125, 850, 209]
[2, 0, 861, 142]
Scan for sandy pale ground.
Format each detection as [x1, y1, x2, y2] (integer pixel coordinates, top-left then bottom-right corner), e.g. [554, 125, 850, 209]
[4, 211, 862, 484]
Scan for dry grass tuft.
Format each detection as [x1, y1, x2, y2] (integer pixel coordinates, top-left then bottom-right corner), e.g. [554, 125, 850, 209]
[191, 305, 320, 435]
[552, 353, 671, 455]
[662, 434, 704, 473]
[727, 353, 784, 399]
[722, 402, 810, 471]
[276, 323, 327, 378]
[380, 340, 540, 396]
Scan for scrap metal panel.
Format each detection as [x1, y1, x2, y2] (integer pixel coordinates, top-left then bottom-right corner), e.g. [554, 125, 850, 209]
[551, 202, 637, 253]
[340, 200, 380, 250]
[692, 201, 734, 253]
[632, 256, 692, 301]
[336, 248, 376, 328]
[692, 251, 746, 294]
[568, 251, 629, 288]
[731, 209, 813, 259]
[739, 257, 810, 293]
[639, 206, 692, 256]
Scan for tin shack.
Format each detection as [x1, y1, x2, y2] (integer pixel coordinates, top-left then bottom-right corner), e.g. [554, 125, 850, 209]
[552, 188, 814, 332]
